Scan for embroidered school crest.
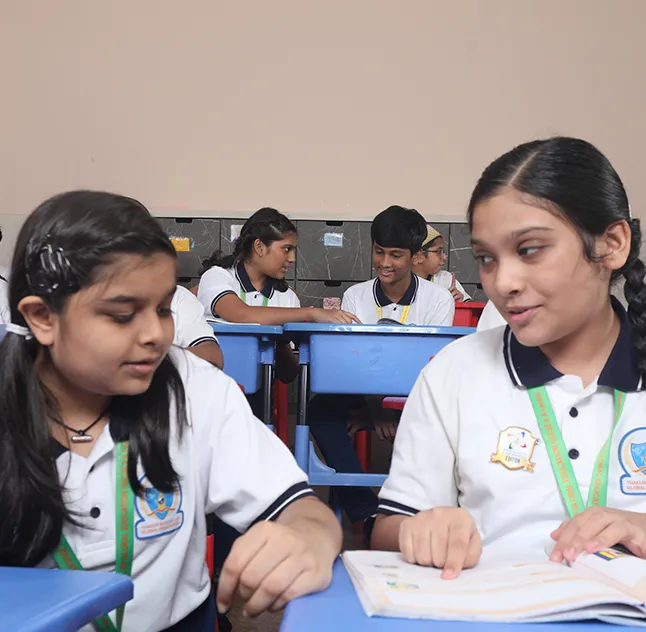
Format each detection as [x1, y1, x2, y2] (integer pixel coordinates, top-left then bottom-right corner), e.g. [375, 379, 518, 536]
[134, 474, 184, 540]
[490, 426, 538, 472]
[618, 427, 646, 495]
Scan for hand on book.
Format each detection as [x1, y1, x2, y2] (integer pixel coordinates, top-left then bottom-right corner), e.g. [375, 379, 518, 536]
[549, 506, 646, 564]
[398, 507, 482, 579]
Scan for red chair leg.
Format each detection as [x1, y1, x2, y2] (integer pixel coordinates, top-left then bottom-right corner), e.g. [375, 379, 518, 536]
[354, 430, 371, 472]
[273, 381, 289, 445]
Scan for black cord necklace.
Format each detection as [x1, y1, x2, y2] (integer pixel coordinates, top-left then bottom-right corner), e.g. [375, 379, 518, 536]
[57, 408, 110, 444]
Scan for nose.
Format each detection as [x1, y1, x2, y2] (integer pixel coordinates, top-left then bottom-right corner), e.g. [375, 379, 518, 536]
[287, 250, 296, 264]
[139, 310, 169, 348]
[380, 254, 393, 268]
[493, 257, 525, 298]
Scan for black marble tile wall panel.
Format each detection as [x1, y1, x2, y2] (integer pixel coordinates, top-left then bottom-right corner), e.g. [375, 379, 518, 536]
[462, 283, 487, 303]
[294, 280, 356, 309]
[157, 218, 221, 279]
[448, 223, 480, 285]
[296, 221, 372, 281]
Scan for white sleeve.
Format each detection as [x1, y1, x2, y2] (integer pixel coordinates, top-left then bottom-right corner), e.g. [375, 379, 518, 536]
[188, 364, 315, 532]
[197, 267, 239, 318]
[477, 301, 506, 331]
[341, 286, 356, 314]
[286, 288, 301, 308]
[172, 286, 218, 348]
[455, 279, 471, 301]
[378, 358, 459, 516]
[0, 281, 9, 325]
[426, 287, 455, 326]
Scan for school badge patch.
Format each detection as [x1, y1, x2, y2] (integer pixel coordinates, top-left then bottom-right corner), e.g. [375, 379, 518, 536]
[490, 426, 538, 472]
[135, 474, 184, 540]
[618, 427, 646, 495]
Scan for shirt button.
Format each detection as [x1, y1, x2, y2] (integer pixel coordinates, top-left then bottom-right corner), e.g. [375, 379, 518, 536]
[90, 506, 101, 519]
[568, 448, 580, 460]
[569, 407, 579, 418]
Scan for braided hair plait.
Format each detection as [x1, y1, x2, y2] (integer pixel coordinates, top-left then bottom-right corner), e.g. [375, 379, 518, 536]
[622, 218, 646, 376]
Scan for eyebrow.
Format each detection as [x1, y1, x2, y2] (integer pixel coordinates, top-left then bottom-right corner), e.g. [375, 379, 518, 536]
[471, 226, 554, 246]
[101, 287, 176, 305]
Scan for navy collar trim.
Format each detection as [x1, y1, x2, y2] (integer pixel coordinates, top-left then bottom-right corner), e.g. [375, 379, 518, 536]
[235, 261, 274, 299]
[373, 274, 418, 308]
[504, 297, 643, 392]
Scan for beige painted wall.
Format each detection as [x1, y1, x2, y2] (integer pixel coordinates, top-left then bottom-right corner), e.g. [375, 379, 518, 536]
[1, 0, 645, 266]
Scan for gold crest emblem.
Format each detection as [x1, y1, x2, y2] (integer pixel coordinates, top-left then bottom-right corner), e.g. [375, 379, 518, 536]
[490, 426, 538, 472]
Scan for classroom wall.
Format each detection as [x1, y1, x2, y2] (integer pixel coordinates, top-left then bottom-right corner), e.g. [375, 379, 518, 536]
[1, 0, 645, 268]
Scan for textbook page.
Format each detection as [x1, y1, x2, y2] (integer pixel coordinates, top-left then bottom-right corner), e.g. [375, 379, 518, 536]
[343, 550, 646, 623]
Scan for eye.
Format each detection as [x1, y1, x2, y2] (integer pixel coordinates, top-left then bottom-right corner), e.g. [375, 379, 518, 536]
[519, 246, 542, 257]
[109, 313, 135, 324]
[158, 307, 173, 318]
[473, 253, 494, 266]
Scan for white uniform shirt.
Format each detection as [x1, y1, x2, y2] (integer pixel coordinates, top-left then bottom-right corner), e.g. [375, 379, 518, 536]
[426, 270, 471, 301]
[198, 261, 300, 320]
[0, 278, 9, 325]
[171, 285, 218, 348]
[378, 298, 646, 561]
[341, 274, 455, 326]
[477, 300, 507, 331]
[43, 349, 314, 632]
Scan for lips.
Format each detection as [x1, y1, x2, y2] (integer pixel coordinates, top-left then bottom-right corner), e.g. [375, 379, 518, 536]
[123, 357, 162, 375]
[505, 306, 540, 325]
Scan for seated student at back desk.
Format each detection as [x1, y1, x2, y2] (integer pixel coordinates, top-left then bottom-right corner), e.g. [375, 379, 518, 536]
[412, 224, 471, 302]
[172, 284, 224, 368]
[308, 206, 455, 538]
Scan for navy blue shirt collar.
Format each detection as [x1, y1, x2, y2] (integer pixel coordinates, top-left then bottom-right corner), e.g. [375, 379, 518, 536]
[503, 297, 643, 392]
[373, 273, 419, 307]
[235, 260, 275, 299]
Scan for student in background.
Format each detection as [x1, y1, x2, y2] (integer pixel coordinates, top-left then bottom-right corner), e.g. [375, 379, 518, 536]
[172, 284, 224, 369]
[308, 206, 455, 537]
[198, 208, 360, 388]
[0, 191, 341, 631]
[372, 137, 646, 577]
[412, 224, 471, 302]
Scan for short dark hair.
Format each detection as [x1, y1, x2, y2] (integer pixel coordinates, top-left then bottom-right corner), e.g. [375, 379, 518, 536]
[371, 206, 427, 255]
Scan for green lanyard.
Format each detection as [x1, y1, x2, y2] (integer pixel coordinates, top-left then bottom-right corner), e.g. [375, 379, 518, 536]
[528, 387, 626, 517]
[53, 441, 134, 632]
[241, 290, 268, 307]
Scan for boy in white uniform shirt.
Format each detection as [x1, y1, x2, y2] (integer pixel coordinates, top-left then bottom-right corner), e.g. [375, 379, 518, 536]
[372, 137, 646, 578]
[309, 206, 454, 536]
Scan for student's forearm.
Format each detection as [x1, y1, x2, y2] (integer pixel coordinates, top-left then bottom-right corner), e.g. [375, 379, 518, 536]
[188, 342, 225, 369]
[217, 298, 313, 325]
[371, 514, 407, 551]
[277, 497, 342, 561]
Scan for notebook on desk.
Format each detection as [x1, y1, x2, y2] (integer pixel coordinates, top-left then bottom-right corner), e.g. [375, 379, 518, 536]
[343, 549, 646, 626]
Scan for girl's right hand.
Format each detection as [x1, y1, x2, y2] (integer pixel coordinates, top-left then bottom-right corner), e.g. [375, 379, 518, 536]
[398, 507, 482, 579]
[309, 308, 361, 324]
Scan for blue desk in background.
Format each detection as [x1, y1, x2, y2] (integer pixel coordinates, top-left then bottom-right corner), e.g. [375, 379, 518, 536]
[283, 323, 474, 486]
[209, 323, 283, 424]
[280, 559, 634, 632]
[0, 566, 133, 632]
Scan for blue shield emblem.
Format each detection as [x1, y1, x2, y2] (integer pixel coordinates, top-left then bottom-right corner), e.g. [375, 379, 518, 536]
[145, 488, 175, 520]
[630, 442, 646, 474]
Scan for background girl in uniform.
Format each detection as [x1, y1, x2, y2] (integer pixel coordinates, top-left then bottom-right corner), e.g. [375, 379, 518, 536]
[372, 137, 646, 578]
[0, 191, 341, 631]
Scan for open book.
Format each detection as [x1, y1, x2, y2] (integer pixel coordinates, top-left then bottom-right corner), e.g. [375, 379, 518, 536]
[343, 549, 646, 625]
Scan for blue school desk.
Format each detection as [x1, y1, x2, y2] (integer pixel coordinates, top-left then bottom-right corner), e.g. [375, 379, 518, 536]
[280, 559, 636, 632]
[283, 323, 474, 487]
[0, 566, 133, 632]
[209, 323, 283, 424]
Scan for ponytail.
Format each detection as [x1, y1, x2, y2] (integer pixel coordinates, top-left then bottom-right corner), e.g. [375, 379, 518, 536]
[622, 218, 646, 376]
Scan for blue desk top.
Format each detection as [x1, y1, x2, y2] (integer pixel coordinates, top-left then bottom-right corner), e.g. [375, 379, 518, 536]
[280, 559, 636, 631]
[208, 323, 283, 335]
[283, 323, 475, 336]
[0, 567, 133, 632]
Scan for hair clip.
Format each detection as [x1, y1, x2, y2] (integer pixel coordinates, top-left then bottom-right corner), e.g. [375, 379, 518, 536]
[25, 241, 80, 297]
[6, 323, 33, 340]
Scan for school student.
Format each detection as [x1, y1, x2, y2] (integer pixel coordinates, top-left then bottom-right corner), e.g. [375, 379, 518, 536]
[0, 191, 342, 631]
[412, 224, 471, 302]
[371, 137, 646, 578]
[308, 206, 455, 534]
[171, 284, 224, 369]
